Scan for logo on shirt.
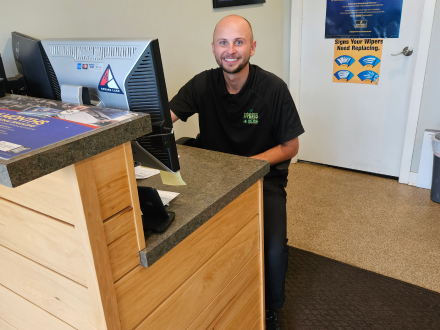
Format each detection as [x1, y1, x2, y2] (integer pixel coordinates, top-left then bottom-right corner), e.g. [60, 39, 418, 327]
[243, 109, 258, 124]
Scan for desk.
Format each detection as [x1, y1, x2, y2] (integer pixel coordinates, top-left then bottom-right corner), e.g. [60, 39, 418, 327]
[0, 95, 269, 330]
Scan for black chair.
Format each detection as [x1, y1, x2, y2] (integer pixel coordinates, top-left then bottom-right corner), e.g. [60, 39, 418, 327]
[176, 134, 200, 147]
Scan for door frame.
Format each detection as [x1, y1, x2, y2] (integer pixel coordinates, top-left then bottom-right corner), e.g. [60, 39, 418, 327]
[289, 0, 437, 184]
[398, 0, 437, 184]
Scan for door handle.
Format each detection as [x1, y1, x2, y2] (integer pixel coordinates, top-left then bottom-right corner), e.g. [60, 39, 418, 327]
[392, 46, 413, 56]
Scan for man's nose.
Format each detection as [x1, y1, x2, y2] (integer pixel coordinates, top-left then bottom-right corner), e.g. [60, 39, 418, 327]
[227, 43, 236, 54]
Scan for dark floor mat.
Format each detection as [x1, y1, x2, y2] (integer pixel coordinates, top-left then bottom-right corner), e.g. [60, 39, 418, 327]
[279, 247, 440, 330]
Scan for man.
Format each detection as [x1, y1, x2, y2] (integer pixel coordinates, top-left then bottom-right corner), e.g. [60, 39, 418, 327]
[169, 15, 304, 330]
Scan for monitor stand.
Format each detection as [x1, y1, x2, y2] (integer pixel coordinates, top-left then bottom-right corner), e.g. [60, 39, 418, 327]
[138, 186, 176, 239]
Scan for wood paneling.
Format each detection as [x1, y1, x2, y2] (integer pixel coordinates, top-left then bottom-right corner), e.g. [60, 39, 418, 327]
[0, 169, 74, 224]
[0, 245, 95, 330]
[251, 317, 263, 330]
[122, 142, 145, 251]
[0, 318, 17, 330]
[0, 197, 86, 286]
[115, 182, 259, 330]
[66, 161, 121, 330]
[91, 144, 131, 220]
[224, 287, 261, 330]
[0, 284, 75, 330]
[104, 207, 135, 245]
[104, 208, 140, 282]
[134, 216, 259, 330]
[258, 178, 266, 328]
[187, 253, 261, 330]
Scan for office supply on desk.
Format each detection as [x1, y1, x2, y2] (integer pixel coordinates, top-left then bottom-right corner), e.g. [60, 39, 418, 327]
[160, 170, 186, 186]
[138, 186, 175, 235]
[135, 166, 160, 180]
[157, 189, 179, 206]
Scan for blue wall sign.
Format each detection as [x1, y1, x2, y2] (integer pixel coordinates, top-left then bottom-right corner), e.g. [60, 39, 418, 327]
[325, 0, 403, 38]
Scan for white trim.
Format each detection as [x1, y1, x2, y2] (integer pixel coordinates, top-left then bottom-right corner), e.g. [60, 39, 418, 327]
[289, 0, 303, 109]
[399, 0, 437, 184]
[289, 0, 304, 164]
[408, 172, 418, 186]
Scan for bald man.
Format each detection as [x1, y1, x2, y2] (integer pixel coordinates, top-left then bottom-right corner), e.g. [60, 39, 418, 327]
[169, 15, 304, 330]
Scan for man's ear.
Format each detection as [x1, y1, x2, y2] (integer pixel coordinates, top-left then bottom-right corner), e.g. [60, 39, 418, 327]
[212, 42, 215, 55]
[250, 40, 257, 57]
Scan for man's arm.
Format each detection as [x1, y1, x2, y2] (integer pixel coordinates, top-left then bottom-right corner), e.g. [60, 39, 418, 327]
[171, 110, 179, 123]
[250, 137, 299, 166]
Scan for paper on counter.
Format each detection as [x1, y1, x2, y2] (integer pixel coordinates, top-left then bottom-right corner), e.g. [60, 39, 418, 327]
[157, 190, 180, 206]
[160, 170, 186, 186]
[135, 166, 160, 180]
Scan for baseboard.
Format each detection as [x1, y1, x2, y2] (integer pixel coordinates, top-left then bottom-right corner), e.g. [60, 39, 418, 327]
[408, 172, 418, 186]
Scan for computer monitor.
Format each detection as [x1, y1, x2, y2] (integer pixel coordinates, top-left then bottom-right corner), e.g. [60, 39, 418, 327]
[10, 33, 180, 172]
[11, 32, 61, 100]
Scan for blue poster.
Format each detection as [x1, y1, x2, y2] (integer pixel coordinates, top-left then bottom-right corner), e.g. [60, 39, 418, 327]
[325, 0, 403, 38]
[0, 108, 94, 160]
[0, 94, 139, 160]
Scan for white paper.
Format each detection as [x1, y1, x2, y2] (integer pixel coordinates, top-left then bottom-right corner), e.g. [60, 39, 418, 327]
[135, 166, 160, 180]
[157, 190, 179, 206]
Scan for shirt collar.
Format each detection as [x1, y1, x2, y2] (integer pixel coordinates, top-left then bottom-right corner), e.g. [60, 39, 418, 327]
[220, 64, 254, 104]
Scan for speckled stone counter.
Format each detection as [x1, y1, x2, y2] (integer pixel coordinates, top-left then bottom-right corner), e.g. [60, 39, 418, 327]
[0, 94, 151, 188]
[138, 145, 270, 267]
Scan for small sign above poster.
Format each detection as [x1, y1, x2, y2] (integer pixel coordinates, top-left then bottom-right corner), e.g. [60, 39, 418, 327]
[333, 39, 383, 85]
[213, 0, 265, 8]
[325, 0, 403, 38]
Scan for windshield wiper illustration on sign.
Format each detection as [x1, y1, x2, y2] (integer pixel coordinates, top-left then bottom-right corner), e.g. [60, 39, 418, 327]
[334, 56, 355, 67]
[334, 70, 354, 82]
[359, 56, 381, 68]
[358, 71, 379, 83]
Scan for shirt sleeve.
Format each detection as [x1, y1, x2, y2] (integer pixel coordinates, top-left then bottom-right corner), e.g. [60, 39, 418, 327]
[275, 88, 305, 145]
[169, 75, 201, 122]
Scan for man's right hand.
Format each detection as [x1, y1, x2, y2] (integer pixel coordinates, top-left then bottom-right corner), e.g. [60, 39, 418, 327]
[170, 110, 179, 123]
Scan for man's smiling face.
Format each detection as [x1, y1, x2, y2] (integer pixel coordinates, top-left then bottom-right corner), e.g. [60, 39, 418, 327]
[212, 15, 256, 74]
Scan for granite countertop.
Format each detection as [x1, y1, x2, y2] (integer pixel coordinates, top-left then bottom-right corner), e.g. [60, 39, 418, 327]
[0, 94, 152, 188]
[138, 145, 270, 267]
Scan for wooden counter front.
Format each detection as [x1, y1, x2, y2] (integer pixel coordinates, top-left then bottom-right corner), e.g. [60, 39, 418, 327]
[0, 142, 265, 330]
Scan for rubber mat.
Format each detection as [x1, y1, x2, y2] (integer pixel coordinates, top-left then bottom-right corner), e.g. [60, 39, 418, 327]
[279, 247, 440, 330]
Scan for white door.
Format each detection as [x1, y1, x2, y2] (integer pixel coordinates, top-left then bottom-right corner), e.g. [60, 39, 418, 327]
[298, 0, 425, 176]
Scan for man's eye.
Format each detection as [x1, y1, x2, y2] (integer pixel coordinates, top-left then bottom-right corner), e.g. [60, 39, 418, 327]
[220, 41, 227, 46]
[235, 40, 243, 45]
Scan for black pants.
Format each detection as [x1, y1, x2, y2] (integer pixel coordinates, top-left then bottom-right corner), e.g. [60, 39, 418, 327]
[263, 176, 288, 311]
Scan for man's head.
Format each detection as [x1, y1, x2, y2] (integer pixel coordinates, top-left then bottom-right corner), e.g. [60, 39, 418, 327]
[212, 15, 256, 74]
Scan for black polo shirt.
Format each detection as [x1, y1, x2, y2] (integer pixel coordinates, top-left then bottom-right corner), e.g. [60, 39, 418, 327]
[170, 64, 304, 178]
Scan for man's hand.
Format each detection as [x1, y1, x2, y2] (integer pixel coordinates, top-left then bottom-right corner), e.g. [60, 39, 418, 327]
[171, 110, 179, 123]
[250, 137, 299, 166]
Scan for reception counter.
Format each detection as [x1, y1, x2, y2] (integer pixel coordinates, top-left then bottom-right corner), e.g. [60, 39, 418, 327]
[0, 96, 269, 330]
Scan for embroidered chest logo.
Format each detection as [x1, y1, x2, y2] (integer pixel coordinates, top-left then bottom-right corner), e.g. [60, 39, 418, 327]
[243, 109, 258, 124]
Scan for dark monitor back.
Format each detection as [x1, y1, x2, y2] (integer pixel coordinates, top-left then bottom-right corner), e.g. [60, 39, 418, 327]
[0, 54, 10, 93]
[11, 32, 61, 100]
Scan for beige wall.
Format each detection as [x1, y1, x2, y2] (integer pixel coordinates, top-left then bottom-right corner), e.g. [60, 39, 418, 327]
[1, 0, 291, 140]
